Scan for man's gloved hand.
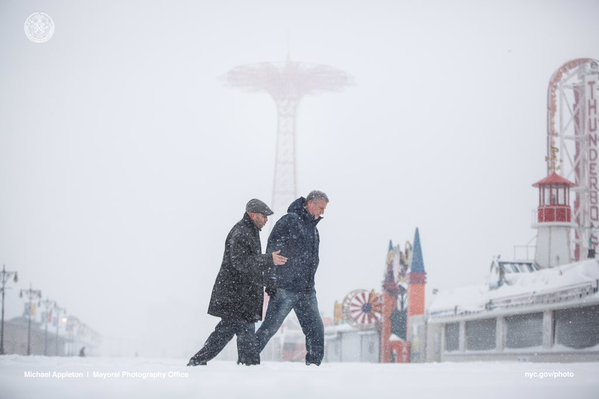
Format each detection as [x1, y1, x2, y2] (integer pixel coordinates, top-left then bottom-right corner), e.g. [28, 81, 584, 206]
[265, 287, 277, 297]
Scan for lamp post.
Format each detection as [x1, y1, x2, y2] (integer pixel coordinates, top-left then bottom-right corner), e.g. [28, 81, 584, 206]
[54, 306, 66, 356]
[20, 284, 42, 356]
[40, 298, 56, 356]
[0, 264, 18, 355]
[66, 316, 79, 356]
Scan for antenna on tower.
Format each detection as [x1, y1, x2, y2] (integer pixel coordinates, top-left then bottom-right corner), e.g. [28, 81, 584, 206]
[285, 33, 291, 63]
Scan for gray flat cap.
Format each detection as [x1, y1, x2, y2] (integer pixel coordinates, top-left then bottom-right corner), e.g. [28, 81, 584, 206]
[246, 198, 273, 216]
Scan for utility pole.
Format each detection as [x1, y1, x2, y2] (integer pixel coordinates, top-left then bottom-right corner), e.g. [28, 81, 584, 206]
[20, 283, 42, 356]
[0, 264, 18, 354]
[40, 298, 56, 356]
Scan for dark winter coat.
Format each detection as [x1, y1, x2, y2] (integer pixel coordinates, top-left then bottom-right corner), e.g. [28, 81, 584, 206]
[266, 197, 321, 292]
[207, 213, 274, 323]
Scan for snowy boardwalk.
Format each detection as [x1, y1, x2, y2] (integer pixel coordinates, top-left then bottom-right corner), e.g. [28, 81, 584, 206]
[1, 356, 598, 399]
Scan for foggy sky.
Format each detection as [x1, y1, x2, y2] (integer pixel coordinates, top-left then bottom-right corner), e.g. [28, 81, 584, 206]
[1, 0, 598, 357]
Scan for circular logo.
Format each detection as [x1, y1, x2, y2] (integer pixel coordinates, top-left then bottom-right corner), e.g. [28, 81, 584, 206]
[24, 12, 55, 43]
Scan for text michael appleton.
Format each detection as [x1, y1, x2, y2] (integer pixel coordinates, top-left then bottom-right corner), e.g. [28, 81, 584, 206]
[23, 371, 189, 379]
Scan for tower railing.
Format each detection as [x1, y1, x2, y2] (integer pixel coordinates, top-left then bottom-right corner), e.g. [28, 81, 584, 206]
[536, 205, 572, 223]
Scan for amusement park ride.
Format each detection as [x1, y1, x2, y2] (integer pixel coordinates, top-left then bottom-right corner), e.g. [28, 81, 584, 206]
[333, 228, 427, 363]
[341, 289, 383, 328]
[338, 239, 413, 330]
[544, 58, 599, 261]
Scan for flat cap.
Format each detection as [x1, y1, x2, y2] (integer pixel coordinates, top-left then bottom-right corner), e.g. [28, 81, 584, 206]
[246, 198, 274, 216]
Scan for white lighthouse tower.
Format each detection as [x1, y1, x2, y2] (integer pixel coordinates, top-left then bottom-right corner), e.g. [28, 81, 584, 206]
[532, 172, 575, 268]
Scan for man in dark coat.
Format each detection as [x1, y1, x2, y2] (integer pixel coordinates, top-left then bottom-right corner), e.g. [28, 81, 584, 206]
[255, 190, 329, 365]
[187, 199, 287, 366]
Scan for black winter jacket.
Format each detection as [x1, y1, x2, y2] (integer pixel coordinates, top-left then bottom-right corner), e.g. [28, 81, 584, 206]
[207, 213, 274, 322]
[266, 197, 321, 292]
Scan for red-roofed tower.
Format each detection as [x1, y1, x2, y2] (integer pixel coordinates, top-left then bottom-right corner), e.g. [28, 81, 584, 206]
[407, 228, 426, 362]
[532, 172, 575, 268]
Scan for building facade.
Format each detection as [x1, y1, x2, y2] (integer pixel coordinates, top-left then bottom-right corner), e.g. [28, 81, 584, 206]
[426, 172, 599, 362]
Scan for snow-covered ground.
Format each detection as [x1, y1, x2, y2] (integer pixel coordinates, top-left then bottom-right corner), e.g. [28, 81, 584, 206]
[1, 356, 598, 399]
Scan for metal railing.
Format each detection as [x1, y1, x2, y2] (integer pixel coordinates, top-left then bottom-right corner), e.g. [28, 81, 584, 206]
[430, 280, 599, 319]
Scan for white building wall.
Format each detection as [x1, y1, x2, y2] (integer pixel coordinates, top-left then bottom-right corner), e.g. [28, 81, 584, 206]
[324, 328, 380, 363]
[425, 322, 442, 362]
[534, 225, 572, 268]
[429, 303, 599, 362]
[340, 332, 361, 362]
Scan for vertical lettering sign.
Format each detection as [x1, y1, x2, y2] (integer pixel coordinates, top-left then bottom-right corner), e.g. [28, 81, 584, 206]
[586, 72, 599, 239]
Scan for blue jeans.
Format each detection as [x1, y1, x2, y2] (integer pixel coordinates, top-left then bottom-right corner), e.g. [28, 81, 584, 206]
[256, 288, 324, 365]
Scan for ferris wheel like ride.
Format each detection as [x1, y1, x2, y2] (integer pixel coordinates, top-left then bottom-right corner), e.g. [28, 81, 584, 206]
[342, 289, 383, 328]
[547, 58, 599, 260]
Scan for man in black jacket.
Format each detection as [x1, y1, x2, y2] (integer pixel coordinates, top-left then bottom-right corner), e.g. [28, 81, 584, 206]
[187, 199, 287, 366]
[256, 190, 329, 365]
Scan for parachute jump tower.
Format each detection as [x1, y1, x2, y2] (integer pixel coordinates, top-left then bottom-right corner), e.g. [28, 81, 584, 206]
[224, 56, 352, 216]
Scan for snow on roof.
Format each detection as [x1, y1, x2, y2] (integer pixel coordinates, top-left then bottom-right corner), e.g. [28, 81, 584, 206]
[429, 259, 599, 320]
[532, 172, 575, 187]
[389, 333, 404, 342]
[324, 322, 377, 336]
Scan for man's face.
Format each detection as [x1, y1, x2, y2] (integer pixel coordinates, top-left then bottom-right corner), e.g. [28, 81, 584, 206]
[249, 212, 268, 230]
[306, 199, 328, 220]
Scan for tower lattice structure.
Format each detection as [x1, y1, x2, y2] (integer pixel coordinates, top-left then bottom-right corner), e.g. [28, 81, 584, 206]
[546, 59, 599, 260]
[224, 57, 352, 216]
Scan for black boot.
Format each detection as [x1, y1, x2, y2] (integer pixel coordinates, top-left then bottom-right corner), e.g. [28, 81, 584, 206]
[187, 356, 207, 366]
[237, 355, 260, 366]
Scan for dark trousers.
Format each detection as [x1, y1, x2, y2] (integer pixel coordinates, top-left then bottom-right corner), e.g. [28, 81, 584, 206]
[256, 288, 324, 365]
[191, 318, 259, 364]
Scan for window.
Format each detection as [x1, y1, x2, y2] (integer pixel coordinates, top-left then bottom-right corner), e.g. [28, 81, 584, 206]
[558, 187, 565, 205]
[367, 341, 375, 354]
[550, 186, 558, 205]
[555, 305, 599, 349]
[445, 322, 459, 352]
[465, 318, 496, 351]
[505, 313, 543, 348]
